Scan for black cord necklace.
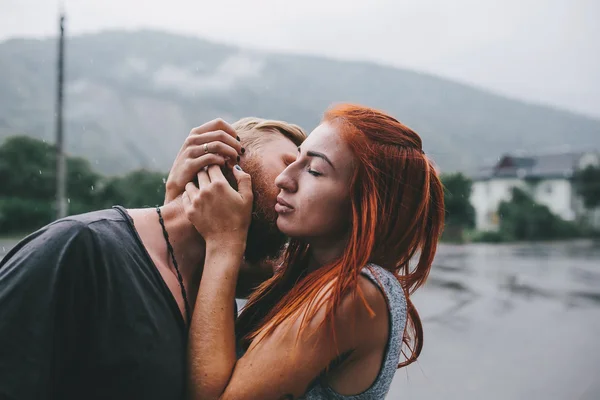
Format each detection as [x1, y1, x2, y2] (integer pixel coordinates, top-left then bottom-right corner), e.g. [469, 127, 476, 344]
[156, 206, 191, 326]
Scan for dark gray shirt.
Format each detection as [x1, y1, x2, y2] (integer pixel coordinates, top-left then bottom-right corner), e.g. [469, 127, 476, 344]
[0, 206, 187, 399]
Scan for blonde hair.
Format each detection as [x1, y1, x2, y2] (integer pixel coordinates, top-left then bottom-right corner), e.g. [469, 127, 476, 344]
[232, 117, 306, 151]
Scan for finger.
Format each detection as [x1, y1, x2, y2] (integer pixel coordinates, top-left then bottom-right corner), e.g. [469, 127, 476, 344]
[182, 184, 199, 219]
[184, 130, 242, 155]
[197, 169, 210, 188]
[181, 190, 191, 211]
[207, 164, 228, 184]
[232, 165, 253, 201]
[184, 181, 200, 198]
[186, 142, 240, 163]
[185, 154, 227, 175]
[189, 119, 238, 141]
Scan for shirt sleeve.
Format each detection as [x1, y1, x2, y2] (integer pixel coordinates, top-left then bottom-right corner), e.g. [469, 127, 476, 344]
[0, 220, 96, 399]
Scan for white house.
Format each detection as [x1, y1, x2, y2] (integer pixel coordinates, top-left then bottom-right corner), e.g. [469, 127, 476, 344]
[470, 151, 600, 232]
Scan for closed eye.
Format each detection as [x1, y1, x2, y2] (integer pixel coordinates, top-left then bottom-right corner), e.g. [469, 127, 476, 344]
[283, 153, 297, 166]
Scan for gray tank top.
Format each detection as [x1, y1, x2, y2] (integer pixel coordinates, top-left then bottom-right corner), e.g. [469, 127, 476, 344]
[301, 264, 407, 399]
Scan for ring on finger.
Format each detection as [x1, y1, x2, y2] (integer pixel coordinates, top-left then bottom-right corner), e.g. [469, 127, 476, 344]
[204, 143, 210, 154]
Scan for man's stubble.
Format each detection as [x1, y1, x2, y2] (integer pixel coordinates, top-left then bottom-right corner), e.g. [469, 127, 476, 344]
[223, 156, 287, 265]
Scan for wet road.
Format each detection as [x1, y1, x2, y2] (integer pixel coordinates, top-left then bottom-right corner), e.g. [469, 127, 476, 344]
[387, 241, 600, 400]
[2, 238, 600, 399]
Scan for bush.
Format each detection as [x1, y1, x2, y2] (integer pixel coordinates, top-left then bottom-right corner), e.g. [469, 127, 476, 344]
[0, 197, 55, 234]
[0, 136, 167, 236]
[497, 187, 582, 241]
[471, 230, 509, 243]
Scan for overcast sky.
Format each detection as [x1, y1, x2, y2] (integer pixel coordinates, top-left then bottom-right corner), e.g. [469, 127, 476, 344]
[2, 0, 599, 118]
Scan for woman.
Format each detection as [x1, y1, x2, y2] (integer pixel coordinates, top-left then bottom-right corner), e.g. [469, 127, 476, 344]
[183, 104, 445, 399]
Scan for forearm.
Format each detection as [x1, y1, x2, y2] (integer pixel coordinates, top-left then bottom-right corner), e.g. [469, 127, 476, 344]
[188, 242, 244, 400]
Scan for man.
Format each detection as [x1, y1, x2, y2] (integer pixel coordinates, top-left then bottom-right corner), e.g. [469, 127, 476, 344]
[0, 118, 305, 400]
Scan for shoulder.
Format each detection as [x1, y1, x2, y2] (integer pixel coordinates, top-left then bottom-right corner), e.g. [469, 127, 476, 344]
[42, 207, 133, 249]
[30, 208, 126, 242]
[353, 269, 392, 342]
[0, 208, 125, 276]
[6, 218, 92, 257]
[360, 265, 406, 306]
[305, 269, 392, 351]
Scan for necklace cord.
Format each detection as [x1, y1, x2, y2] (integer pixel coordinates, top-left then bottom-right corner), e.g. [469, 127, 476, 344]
[156, 206, 192, 326]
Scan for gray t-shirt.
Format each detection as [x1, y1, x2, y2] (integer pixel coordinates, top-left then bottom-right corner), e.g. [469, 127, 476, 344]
[0, 206, 188, 399]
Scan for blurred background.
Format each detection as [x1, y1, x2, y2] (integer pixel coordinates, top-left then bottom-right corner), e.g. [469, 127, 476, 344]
[1, 0, 599, 398]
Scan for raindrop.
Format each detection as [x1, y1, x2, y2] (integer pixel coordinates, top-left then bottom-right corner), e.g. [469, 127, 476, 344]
[39, 170, 42, 175]
[91, 185, 95, 191]
[162, 178, 166, 184]
[2, 247, 5, 253]
[67, 198, 71, 204]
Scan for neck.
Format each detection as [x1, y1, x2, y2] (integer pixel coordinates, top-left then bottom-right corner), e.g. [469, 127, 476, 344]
[158, 199, 206, 283]
[129, 199, 206, 290]
[306, 234, 348, 272]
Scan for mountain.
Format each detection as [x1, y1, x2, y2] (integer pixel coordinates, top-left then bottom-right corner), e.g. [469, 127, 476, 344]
[1, 30, 599, 175]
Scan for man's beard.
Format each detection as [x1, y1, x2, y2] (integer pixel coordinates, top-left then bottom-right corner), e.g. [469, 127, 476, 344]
[223, 157, 288, 264]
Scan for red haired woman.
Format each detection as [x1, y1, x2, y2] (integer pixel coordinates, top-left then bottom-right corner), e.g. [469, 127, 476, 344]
[183, 104, 445, 399]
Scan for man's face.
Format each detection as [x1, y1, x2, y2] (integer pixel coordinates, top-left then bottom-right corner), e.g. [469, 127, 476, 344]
[228, 134, 298, 264]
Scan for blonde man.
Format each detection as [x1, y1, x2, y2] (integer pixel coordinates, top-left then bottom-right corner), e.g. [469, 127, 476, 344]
[0, 118, 305, 400]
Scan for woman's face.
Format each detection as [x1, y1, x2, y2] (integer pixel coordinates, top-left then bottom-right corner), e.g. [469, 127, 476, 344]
[274, 122, 355, 243]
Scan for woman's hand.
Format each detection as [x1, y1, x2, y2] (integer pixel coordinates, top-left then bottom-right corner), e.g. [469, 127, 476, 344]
[164, 119, 244, 204]
[186, 165, 253, 399]
[182, 164, 253, 249]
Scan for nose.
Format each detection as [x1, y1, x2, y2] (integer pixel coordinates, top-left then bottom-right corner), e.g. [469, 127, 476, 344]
[275, 164, 298, 193]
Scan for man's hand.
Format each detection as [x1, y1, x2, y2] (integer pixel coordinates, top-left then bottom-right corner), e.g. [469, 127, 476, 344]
[164, 119, 243, 204]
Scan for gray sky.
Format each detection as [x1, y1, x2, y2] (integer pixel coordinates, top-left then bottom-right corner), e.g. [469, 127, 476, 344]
[2, 0, 599, 118]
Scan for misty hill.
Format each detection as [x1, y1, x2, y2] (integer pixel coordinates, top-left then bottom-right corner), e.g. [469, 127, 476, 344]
[1, 30, 599, 175]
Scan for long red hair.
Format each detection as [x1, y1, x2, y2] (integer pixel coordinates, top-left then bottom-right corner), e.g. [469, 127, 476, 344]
[236, 104, 445, 367]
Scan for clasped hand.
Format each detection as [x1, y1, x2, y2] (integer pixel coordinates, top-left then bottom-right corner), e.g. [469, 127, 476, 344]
[182, 165, 253, 250]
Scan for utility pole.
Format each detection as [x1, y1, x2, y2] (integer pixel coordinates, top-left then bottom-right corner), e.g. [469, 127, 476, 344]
[55, 11, 67, 219]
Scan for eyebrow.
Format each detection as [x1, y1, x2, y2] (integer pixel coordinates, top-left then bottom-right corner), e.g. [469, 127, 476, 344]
[298, 147, 335, 170]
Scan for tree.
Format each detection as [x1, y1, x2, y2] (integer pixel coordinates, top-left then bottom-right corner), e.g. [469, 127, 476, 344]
[0, 136, 170, 234]
[441, 173, 476, 241]
[0, 136, 103, 233]
[0, 136, 57, 200]
[0, 135, 101, 203]
[574, 165, 600, 209]
[96, 170, 167, 209]
[497, 187, 580, 241]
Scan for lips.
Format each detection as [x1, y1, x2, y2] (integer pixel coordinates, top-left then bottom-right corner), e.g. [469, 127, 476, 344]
[275, 196, 294, 214]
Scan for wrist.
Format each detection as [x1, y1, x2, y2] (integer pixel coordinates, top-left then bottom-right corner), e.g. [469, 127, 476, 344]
[203, 241, 246, 279]
[205, 236, 247, 257]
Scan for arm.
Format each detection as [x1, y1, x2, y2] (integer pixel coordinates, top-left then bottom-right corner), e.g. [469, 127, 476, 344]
[164, 119, 243, 204]
[0, 222, 93, 399]
[191, 248, 379, 400]
[182, 164, 253, 398]
[183, 166, 384, 399]
[189, 242, 245, 399]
